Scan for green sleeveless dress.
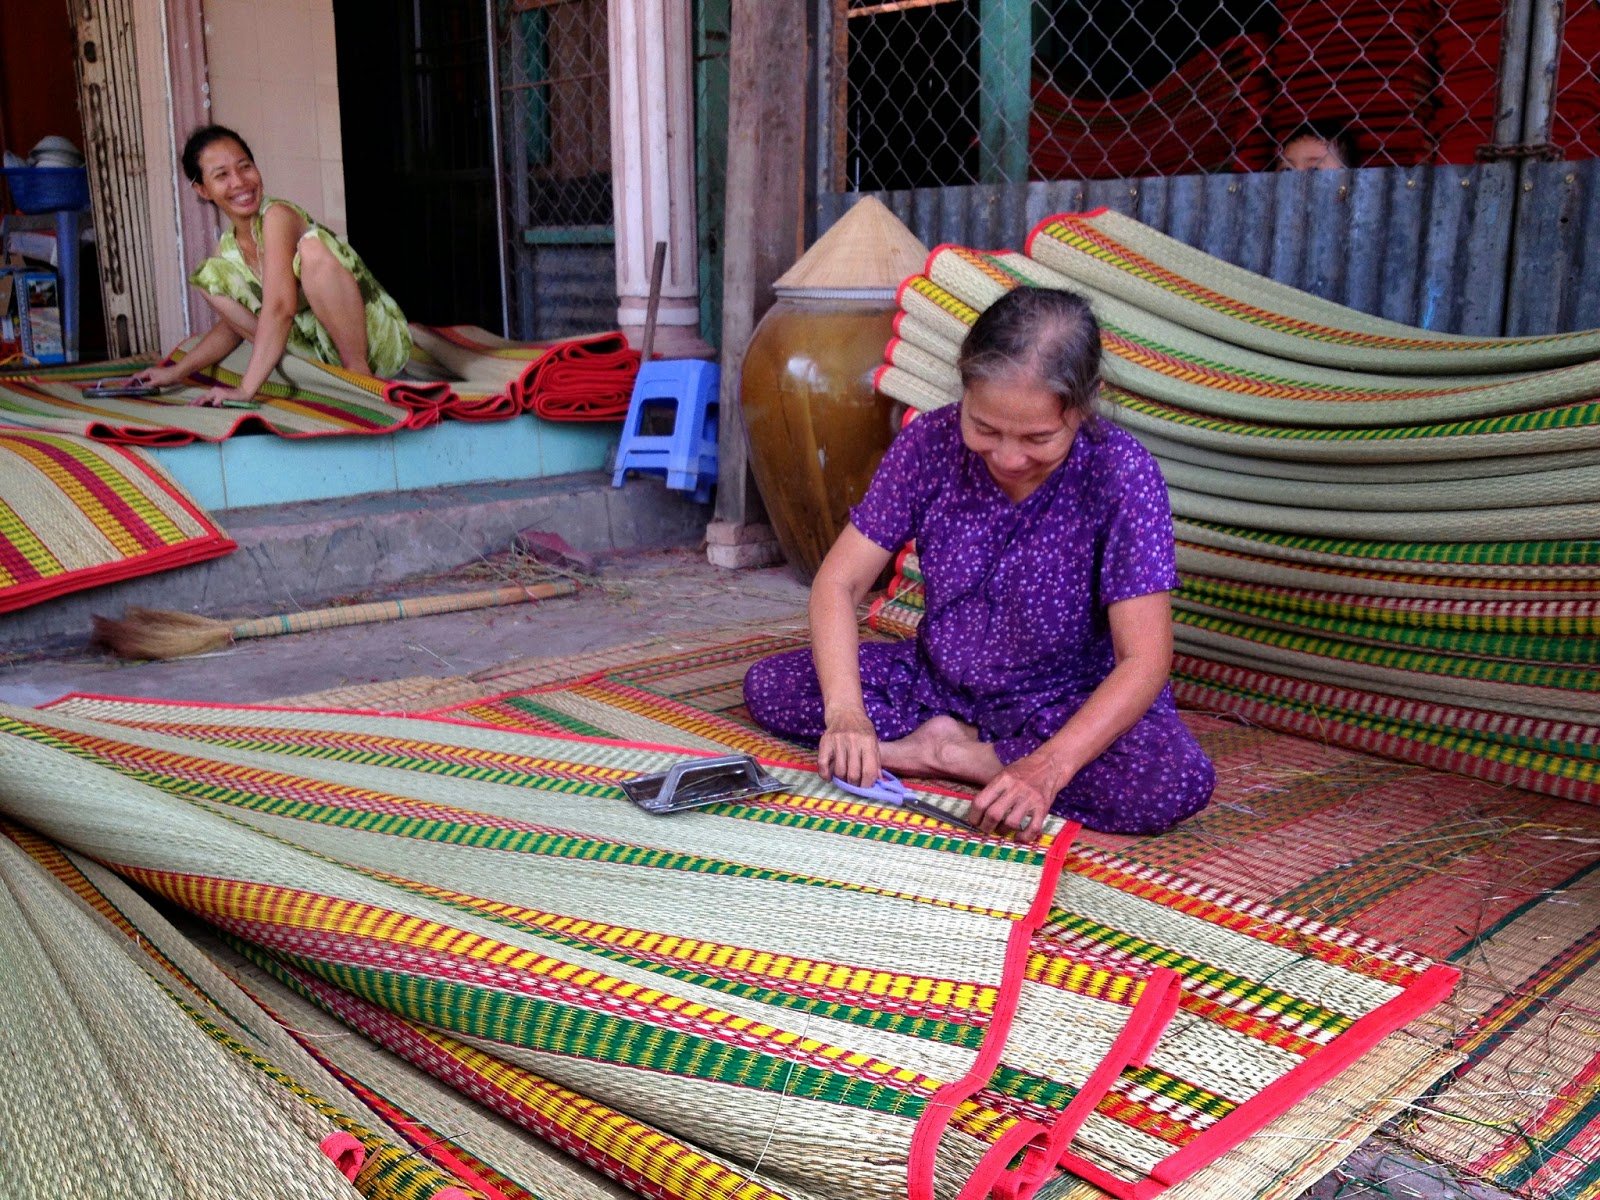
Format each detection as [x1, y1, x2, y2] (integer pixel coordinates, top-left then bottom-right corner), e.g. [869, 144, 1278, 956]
[189, 197, 412, 378]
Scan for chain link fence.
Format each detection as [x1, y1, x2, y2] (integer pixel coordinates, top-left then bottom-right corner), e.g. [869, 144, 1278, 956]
[491, 0, 615, 338]
[1551, 2, 1600, 159]
[829, 0, 1600, 191]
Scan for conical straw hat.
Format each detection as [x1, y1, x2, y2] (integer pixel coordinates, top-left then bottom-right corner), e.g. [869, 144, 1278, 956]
[774, 196, 929, 298]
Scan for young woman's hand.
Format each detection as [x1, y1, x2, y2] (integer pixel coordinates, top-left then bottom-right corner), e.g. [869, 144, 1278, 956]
[818, 707, 881, 787]
[132, 363, 190, 389]
[969, 753, 1062, 843]
[188, 385, 256, 408]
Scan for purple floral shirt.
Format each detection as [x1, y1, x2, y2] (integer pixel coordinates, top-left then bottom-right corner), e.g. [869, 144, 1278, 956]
[849, 404, 1179, 738]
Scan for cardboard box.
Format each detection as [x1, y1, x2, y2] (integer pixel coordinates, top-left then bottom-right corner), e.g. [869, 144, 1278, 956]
[14, 268, 64, 364]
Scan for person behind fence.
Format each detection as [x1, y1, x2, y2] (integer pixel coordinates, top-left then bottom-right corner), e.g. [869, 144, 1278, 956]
[135, 125, 410, 406]
[1276, 120, 1355, 171]
[742, 286, 1216, 839]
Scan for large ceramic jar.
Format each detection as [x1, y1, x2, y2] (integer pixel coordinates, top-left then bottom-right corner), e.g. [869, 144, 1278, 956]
[741, 288, 901, 581]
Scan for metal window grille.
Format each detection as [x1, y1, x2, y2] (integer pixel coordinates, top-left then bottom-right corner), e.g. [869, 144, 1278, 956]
[490, 0, 615, 339]
[824, 0, 1599, 191]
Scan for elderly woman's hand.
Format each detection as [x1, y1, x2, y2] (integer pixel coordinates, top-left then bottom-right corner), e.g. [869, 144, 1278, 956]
[818, 706, 881, 788]
[969, 752, 1063, 843]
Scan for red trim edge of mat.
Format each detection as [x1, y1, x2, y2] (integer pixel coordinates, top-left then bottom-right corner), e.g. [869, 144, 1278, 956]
[1023, 208, 1113, 257]
[0, 439, 237, 614]
[30, 691, 1462, 1200]
[1057, 961, 1460, 1199]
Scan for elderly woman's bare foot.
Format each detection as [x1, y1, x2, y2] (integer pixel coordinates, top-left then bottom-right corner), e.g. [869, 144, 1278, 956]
[881, 715, 1003, 785]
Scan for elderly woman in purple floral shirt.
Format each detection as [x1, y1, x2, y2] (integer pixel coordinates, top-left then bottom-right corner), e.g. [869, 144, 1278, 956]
[743, 287, 1215, 840]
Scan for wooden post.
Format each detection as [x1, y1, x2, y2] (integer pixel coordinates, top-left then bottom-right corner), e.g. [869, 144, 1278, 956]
[1491, 0, 1535, 149]
[713, 0, 809, 528]
[1519, 0, 1567, 149]
[977, 0, 1031, 184]
[609, 0, 702, 339]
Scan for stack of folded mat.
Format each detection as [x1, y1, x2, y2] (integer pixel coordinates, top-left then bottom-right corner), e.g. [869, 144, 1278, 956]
[1030, 34, 1276, 179]
[1267, 0, 1437, 163]
[870, 207, 1600, 805]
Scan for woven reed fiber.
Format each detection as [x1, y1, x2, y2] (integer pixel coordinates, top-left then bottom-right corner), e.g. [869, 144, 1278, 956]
[1167, 487, 1600, 542]
[1171, 623, 1591, 724]
[1172, 580, 1597, 664]
[879, 278, 1600, 466]
[231, 944, 827, 1200]
[0, 700, 1175, 1200]
[869, 550, 1597, 800]
[271, 674, 491, 713]
[0, 827, 378, 1199]
[0, 339, 443, 445]
[0, 428, 236, 614]
[1173, 542, 1600, 602]
[404, 628, 1598, 1197]
[6, 697, 1459, 1199]
[218, 944, 644, 1200]
[1137, 430, 1600, 485]
[931, 247, 1600, 429]
[2, 817, 615, 1200]
[1173, 521, 1600, 579]
[1026, 210, 1600, 374]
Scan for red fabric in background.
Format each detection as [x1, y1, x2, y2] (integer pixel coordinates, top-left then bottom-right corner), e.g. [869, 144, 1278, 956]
[1030, 34, 1276, 179]
[1429, 0, 1503, 163]
[1268, 0, 1437, 163]
[1028, 0, 1595, 174]
[1553, 0, 1600, 159]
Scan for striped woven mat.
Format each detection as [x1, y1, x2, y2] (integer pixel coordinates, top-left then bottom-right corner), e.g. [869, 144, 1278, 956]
[380, 626, 1600, 1200]
[11, 696, 1455, 1200]
[0, 344, 443, 446]
[0, 817, 520, 1200]
[0, 428, 235, 614]
[872, 552, 1597, 802]
[0, 326, 639, 446]
[924, 246, 1600, 430]
[871, 218, 1600, 806]
[891, 254, 1600, 471]
[1024, 209, 1600, 373]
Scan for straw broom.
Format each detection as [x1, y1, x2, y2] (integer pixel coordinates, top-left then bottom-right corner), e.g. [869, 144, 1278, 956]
[93, 580, 577, 661]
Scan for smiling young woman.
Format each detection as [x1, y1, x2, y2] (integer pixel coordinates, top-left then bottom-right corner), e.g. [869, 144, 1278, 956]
[742, 286, 1216, 840]
[135, 125, 411, 406]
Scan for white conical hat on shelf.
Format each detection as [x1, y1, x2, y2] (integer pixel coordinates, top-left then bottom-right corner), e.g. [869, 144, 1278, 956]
[774, 196, 929, 300]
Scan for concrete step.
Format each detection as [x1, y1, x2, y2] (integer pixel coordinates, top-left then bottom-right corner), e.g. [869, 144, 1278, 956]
[4, 472, 710, 656]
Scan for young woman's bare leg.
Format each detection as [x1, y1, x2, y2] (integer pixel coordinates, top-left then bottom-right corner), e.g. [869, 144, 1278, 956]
[296, 236, 370, 373]
[205, 292, 259, 339]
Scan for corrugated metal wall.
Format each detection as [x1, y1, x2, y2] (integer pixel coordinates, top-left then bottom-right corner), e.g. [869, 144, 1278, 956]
[817, 159, 1600, 337]
[1507, 160, 1600, 336]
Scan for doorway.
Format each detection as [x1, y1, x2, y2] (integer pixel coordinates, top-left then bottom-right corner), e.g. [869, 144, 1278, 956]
[331, 0, 503, 331]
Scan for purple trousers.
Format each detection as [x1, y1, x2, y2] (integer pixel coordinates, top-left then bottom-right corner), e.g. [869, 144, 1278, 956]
[743, 641, 1214, 835]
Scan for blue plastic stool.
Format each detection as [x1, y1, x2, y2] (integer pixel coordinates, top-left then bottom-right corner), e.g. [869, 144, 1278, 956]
[611, 360, 720, 503]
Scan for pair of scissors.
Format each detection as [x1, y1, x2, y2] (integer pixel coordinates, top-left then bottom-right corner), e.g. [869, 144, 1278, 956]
[830, 770, 988, 832]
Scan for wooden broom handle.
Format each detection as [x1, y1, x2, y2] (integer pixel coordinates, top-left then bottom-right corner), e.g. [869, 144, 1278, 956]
[229, 581, 577, 640]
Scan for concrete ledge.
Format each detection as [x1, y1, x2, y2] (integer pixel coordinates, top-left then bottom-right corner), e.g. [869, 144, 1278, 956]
[4, 473, 710, 655]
